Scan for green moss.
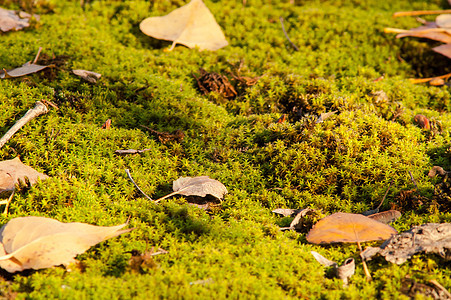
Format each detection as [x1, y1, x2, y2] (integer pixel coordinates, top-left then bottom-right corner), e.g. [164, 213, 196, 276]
[0, 0, 450, 298]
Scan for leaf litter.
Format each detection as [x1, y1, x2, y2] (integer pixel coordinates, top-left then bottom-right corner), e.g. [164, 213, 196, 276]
[0, 216, 132, 272]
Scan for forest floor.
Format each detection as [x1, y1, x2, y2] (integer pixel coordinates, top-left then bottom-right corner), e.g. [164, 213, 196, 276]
[0, 0, 450, 299]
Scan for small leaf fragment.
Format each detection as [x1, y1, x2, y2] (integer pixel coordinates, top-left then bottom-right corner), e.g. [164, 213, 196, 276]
[72, 69, 101, 83]
[0, 157, 48, 194]
[306, 212, 397, 244]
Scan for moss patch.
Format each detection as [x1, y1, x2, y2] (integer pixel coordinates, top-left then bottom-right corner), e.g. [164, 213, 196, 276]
[0, 0, 450, 298]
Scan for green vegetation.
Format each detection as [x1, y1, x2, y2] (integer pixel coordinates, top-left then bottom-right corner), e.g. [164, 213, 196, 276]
[0, 0, 450, 298]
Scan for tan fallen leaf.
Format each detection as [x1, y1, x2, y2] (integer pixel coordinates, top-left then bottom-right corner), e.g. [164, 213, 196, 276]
[0, 157, 48, 194]
[140, 0, 228, 51]
[72, 69, 102, 83]
[0, 216, 133, 273]
[0, 7, 39, 32]
[155, 176, 227, 202]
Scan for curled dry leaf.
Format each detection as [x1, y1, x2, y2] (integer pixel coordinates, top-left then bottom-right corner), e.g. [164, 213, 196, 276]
[156, 176, 227, 202]
[0, 216, 133, 272]
[140, 0, 228, 51]
[310, 251, 355, 286]
[0, 7, 39, 32]
[0, 157, 48, 194]
[306, 212, 398, 244]
[361, 223, 451, 264]
[72, 69, 101, 83]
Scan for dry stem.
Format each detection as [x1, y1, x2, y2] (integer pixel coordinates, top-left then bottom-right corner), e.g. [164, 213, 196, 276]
[0, 101, 49, 149]
[125, 169, 154, 202]
[357, 241, 372, 281]
[393, 9, 451, 17]
[280, 17, 299, 51]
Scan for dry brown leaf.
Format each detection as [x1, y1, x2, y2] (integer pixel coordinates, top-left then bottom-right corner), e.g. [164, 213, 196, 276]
[361, 223, 451, 265]
[367, 210, 402, 224]
[140, 125, 185, 144]
[433, 43, 451, 59]
[0, 7, 39, 32]
[0, 157, 48, 194]
[306, 212, 397, 244]
[139, 0, 228, 51]
[72, 69, 101, 83]
[0, 216, 132, 273]
[155, 176, 227, 202]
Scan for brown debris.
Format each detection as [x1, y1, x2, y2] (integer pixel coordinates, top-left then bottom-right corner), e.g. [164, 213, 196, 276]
[140, 125, 185, 143]
[128, 247, 168, 273]
[361, 223, 451, 264]
[401, 277, 451, 300]
[101, 119, 111, 129]
[193, 68, 237, 98]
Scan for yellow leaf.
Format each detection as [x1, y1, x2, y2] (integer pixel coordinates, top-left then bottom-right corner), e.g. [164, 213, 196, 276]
[140, 0, 228, 51]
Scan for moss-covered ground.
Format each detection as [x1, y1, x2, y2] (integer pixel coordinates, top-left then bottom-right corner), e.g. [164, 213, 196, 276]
[0, 0, 450, 298]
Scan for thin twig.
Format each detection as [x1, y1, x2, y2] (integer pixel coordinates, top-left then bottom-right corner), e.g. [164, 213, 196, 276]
[125, 169, 154, 201]
[279, 17, 299, 51]
[32, 47, 43, 64]
[0, 101, 49, 149]
[409, 171, 418, 191]
[393, 9, 451, 17]
[376, 179, 394, 211]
